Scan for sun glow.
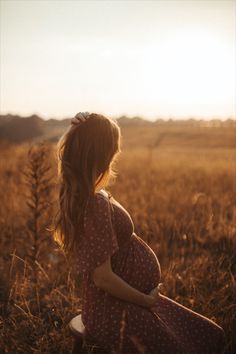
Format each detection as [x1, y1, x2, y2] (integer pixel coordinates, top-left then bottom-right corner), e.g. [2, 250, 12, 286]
[136, 28, 235, 109]
[155, 29, 234, 105]
[0, 0, 235, 119]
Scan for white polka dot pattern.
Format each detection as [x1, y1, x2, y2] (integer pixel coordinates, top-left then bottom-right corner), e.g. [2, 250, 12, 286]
[74, 192, 226, 354]
[76, 193, 119, 277]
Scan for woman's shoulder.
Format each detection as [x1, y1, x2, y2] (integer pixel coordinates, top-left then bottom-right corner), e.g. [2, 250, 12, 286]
[85, 189, 112, 219]
[87, 189, 110, 207]
[96, 188, 109, 199]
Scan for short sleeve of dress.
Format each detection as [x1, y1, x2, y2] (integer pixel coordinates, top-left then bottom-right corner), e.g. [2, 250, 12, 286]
[76, 193, 119, 277]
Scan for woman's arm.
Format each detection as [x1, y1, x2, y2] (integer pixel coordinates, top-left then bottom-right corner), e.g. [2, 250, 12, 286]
[95, 270, 154, 307]
[92, 257, 155, 308]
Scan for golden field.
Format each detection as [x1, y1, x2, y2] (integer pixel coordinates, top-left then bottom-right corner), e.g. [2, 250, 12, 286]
[0, 122, 235, 353]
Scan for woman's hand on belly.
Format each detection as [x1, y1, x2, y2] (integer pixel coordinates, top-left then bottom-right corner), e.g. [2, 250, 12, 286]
[146, 282, 163, 308]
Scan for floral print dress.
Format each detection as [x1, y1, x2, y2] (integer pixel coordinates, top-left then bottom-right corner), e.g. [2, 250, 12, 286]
[74, 189, 225, 354]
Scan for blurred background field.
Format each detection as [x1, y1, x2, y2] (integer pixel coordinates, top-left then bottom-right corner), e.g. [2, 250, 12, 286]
[0, 118, 235, 353]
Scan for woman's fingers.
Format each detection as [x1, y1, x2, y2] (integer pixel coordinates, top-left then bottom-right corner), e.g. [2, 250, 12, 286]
[149, 283, 164, 304]
[149, 285, 160, 300]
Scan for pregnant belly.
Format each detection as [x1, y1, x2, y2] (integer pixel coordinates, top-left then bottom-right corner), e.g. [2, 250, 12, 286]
[113, 233, 161, 294]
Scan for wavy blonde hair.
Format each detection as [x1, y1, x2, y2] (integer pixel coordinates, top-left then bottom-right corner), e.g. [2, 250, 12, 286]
[52, 113, 121, 254]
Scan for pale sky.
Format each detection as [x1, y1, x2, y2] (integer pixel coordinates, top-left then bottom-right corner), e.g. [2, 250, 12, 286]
[0, 0, 235, 121]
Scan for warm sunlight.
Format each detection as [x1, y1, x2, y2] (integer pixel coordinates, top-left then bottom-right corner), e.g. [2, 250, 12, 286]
[0, 0, 235, 120]
[154, 28, 234, 105]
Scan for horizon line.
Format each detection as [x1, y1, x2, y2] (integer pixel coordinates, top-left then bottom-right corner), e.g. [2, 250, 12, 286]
[1, 111, 235, 122]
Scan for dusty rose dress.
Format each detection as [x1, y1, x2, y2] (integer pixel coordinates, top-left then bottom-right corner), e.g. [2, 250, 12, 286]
[75, 189, 225, 354]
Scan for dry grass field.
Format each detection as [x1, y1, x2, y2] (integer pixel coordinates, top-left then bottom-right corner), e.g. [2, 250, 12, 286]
[0, 122, 235, 353]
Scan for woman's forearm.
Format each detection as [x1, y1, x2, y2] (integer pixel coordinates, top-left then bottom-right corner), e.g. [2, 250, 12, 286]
[95, 270, 152, 308]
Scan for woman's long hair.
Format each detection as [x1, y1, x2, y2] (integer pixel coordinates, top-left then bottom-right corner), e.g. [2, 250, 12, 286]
[52, 113, 121, 255]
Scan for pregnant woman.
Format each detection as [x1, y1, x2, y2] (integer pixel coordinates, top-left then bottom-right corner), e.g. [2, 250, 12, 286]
[53, 112, 225, 354]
